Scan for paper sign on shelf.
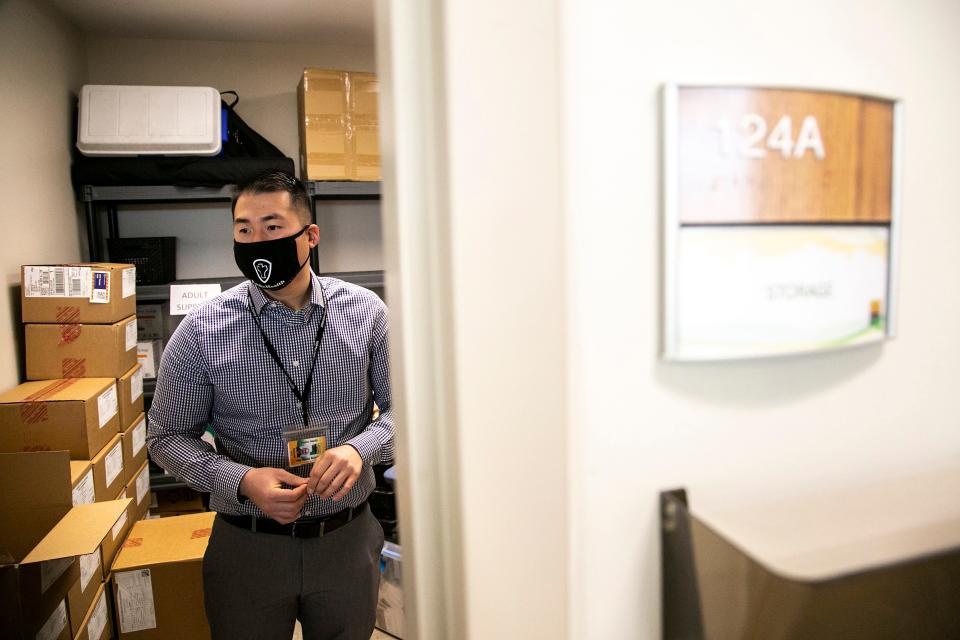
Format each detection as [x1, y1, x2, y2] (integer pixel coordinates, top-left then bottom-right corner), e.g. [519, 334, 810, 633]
[169, 284, 222, 316]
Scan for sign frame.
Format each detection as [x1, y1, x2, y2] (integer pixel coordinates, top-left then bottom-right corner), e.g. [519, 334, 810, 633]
[661, 83, 903, 361]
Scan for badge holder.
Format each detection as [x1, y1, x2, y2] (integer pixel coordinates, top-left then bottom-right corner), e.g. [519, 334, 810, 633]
[283, 424, 328, 467]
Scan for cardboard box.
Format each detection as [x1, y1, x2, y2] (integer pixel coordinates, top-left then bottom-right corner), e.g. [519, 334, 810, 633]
[0, 378, 120, 460]
[111, 512, 215, 639]
[150, 487, 205, 514]
[120, 414, 147, 486]
[92, 434, 125, 503]
[0, 561, 77, 640]
[25, 316, 138, 381]
[0, 451, 128, 639]
[73, 583, 112, 640]
[25, 599, 71, 640]
[125, 460, 151, 523]
[135, 303, 167, 341]
[21, 264, 136, 325]
[298, 68, 380, 181]
[117, 365, 144, 433]
[66, 549, 103, 638]
[71, 461, 95, 507]
[100, 487, 135, 575]
[136, 341, 162, 379]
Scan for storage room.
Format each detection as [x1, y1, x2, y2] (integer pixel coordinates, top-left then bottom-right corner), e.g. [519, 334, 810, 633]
[2, 1, 960, 640]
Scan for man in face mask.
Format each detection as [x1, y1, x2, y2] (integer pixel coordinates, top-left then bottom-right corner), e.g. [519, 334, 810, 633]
[147, 171, 393, 640]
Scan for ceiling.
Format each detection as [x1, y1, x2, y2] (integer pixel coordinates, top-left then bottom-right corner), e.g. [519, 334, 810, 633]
[51, 0, 375, 47]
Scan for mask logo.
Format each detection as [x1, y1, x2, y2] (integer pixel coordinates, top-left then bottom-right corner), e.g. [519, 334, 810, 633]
[253, 259, 273, 284]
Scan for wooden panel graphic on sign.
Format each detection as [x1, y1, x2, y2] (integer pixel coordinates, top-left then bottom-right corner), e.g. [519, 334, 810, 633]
[677, 87, 894, 224]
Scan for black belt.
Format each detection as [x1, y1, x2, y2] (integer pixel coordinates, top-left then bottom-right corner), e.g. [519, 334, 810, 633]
[220, 501, 368, 538]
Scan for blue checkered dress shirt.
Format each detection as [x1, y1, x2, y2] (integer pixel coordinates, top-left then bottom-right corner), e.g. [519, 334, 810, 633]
[147, 272, 393, 518]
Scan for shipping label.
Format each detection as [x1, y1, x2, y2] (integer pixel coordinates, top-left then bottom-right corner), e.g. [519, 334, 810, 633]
[24, 266, 91, 298]
[132, 417, 147, 457]
[89, 590, 109, 640]
[112, 507, 129, 541]
[40, 557, 73, 593]
[126, 319, 138, 351]
[90, 270, 111, 304]
[98, 384, 119, 428]
[132, 368, 144, 403]
[105, 441, 124, 487]
[136, 464, 150, 505]
[122, 267, 137, 298]
[72, 469, 95, 506]
[36, 600, 67, 640]
[80, 549, 101, 592]
[115, 569, 157, 633]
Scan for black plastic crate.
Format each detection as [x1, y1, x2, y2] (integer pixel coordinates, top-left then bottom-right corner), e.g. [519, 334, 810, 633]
[369, 488, 397, 521]
[107, 236, 176, 285]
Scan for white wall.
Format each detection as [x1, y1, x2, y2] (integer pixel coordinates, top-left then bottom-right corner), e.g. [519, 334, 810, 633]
[442, 1, 570, 638]
[85, 37, 382, 277]
[562, 1, 960, 638]
[0, 0, 87, 390]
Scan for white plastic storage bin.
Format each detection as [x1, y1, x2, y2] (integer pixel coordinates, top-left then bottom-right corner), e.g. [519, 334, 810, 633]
[376, 541, 404, 638]
[77, 85, 222, 156]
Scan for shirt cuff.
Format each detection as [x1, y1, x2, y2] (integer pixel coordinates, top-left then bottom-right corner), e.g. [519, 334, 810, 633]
[213, 460, 253, 505]
[346, 431, 381, 466]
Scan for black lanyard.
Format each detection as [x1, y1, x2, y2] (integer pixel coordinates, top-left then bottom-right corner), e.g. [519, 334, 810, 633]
[247, 286, 327, 427]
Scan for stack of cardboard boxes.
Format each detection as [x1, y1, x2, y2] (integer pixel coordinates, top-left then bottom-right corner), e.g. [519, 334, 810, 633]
[0, 264, 146, 638]
[297, 68, 381, 181]
[110, 512, 215, 639]
[0, 450, 129, 640]
[0, 263, 213, 639]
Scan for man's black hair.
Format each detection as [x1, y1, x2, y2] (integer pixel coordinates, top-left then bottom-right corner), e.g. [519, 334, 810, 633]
[232, 171, 312, 224]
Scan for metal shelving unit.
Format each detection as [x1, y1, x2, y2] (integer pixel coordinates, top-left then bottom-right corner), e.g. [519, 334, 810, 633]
[81, 180, 382, 271]
[135, 270, 384, 303]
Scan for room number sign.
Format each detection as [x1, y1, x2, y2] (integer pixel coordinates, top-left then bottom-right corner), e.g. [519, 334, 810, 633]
[715, 114, 825, 159]
[662, 85, 901, 361]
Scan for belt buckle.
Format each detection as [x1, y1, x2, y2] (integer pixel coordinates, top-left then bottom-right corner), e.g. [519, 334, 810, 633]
[290, 520, 325, 538]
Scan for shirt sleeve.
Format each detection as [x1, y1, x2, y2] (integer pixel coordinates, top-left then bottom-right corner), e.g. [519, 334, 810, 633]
[346, 303, 395, 466]
[146, 312, 251, 505]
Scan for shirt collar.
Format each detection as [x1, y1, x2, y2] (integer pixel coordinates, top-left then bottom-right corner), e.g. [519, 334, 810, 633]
[247, 270, 325, 317]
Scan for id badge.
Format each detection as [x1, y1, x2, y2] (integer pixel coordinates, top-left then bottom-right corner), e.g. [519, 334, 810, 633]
[283, 424, 328, 467]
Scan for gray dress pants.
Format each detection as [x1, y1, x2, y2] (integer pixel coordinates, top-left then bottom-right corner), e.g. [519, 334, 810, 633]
[202, 505, 385, 640]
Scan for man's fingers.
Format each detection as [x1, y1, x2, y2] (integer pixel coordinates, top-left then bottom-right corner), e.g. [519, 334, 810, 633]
[269, 483, 307, 503]
[331, 475, 357, 502]
[318, 460, 345, 487]
[319, 470, 350, 499]
[308, 456, 335, 495]
[268, 499, 305, 524]
[309, 456, 333, 481]
[314, 463, 345, 498]
[272, 512, 299, 525]
[275, 469, 308, 487]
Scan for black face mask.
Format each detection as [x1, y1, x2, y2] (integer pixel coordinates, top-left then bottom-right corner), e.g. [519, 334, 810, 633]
[234, 226, 310, 290]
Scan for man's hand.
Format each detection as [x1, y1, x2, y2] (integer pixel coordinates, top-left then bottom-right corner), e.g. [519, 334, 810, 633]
[308, 446, 362, 501]
[239, 467, 308, 524]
